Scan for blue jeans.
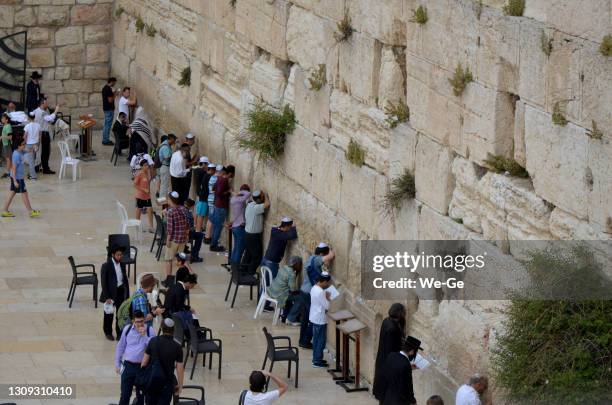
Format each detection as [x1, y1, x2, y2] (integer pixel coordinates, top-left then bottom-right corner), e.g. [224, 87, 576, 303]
[119, 361, 144, 405]
[261, 258, 280, 279]
[298, 292, 312, 346]
[210, 207, 227, 247]
[312, 323, 327, 363]
[103, 110, 114, 143]
[231, 226, 246, 264]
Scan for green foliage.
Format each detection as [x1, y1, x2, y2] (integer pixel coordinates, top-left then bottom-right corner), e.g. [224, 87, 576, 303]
[483, 155, 529, 178]
[239, 100, 296, 161]
[178, 66, 191, 87]
[503, 0, 525, 16]
[600, 35, 612, 56]
[229, 0, 237, 8]
[346, 139, 365, 166]
[411, 5, 428, 25]
[114, 6, 125, 20]
[145, 23, 157, 38]
[540, 31, 553, 57]
[475, 0, 484, 19]
[492, 246, 612, 405]
[587, 120, 603, 140]
[448, 63, 473, 97]
[135, 16, 145, 33]
[552, 102, 567, 126]
[384, 100, 410, 128]
[382, 170, 416, 217]
[308, 64, 327, 91]
[335, 14, 353, 42]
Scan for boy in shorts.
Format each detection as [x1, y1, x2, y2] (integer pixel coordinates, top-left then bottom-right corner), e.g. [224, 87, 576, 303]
[134, 159, 154, 232]
[2, 139, 40, 218]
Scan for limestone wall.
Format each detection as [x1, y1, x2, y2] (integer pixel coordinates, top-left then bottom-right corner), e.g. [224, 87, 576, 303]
[0, 1, 111, 123]
[110, 0, 612, 402]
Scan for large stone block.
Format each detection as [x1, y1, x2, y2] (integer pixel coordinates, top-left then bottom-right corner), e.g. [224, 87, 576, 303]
[62, 79, 93, 93]
[388, 123, 417, 178]
[227, 32, 257, 91]
[549, 208, 604, 240]
[349, 0, 406, 45]
[449, 157, 484, 234]
[197, 19, 228, 76]
[110, 47, 130, 82]
[291, 65, 330, 137]
[15, 7, 36, 27]
[56, 93, 78, 108]
[337, 31, 381, 105]
[581, 41, 612, 133]
[517, 19, 547, 108]
[37, 6, 69, 26]
[27, 47, 55, 67]
[0, 6, 14, 27]
[287, 0, 345, 21]
[418, 204, 471, 240]
[84, 64, 109, 79]
[524, 104, 589, 219]
[309, 135, 344, 211]
[286, 5, 336, 70]
[378, 46, 405, 110]
[235, 0, 290, 60]
[415, 135, 454, 215]
[54, 66, 70, 80]
[26, 27, 52, 46]
[247, 55, 287, 108]
[84, 25, 110, 43]
[587, 134, 612, 231]
[513, 99, 526, 167]
[57, 44, 85, 65]
[70, 4, 111, 25]
[55, 26, 82, 46]
[86, 44, 109, 64]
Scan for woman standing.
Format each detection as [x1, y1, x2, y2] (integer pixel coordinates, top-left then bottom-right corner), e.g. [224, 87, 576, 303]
[373, 303, 407, 403]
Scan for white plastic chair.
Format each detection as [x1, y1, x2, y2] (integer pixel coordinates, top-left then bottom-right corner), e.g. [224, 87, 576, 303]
[116, 200, 142, 242]
[55, 118, 80, 152]
[253, 266, 281, 325]
[57, 141, 81, 182]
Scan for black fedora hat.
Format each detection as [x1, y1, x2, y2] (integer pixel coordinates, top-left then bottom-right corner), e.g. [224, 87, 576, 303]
[404, 336, 423, 351]
[30, 71, 42, 79]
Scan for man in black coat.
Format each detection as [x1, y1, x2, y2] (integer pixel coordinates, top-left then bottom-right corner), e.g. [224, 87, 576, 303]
[26, 71, 42, 113]
[373, 303, 406, 400]
[377, 336, 422, 405]
[164, 273, 197, 315]
[99, 245, 129, 341]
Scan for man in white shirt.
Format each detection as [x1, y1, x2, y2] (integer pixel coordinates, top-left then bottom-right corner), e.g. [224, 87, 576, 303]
[456, 374, 489, 405]
[243, 370, 287, 405]
[169, 143, 191, 205]
[241, 190, 270, 274]
[309, 272, 332, 368]
[33, 97, 60, 174]
[23, 112, 41, 180]
[118, 87, 136, 119]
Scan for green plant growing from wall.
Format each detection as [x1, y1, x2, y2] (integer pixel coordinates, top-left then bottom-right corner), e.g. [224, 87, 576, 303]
[600, 35, 612, 56]
[552, 102, 567, 126]
[492, 245, 612, 405]
[411, 5, 428, 25]
[475, 0, 484, 19]
[382, 169, 416, 217]
[503, 0, 525, 16]
[384, 100, 410, 128]
[587, 120, 603, 140]
[178, 66, 191, 87]
[308, 64, 327, 91]
[135, 16, 145, 33]
[239, 99, 296, 161]
[145, 23, 157, 38]
[114, 6, 125, 20]
[229, 0, 237, 8]
[335, 14, 353, 42]
[483, 155, 529, 178]
[346, 139, 365, 166]
[448, 63, 473, 97]
[540, 31, 553, 57]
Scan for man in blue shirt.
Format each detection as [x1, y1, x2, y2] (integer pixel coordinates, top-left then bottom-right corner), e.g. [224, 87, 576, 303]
[157, 134, 175, 199]
[2, 139, 40, 218]
[262, 217, 298, 278]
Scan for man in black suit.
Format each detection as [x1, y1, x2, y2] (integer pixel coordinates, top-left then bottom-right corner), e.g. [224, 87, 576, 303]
[100, 245, 129, 341]
[164, 273, 197, 315]
[377, 336, 422, 405]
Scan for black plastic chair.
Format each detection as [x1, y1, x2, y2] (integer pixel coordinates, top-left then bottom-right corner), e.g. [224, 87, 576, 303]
[187, 320, 222, 380]
[176, 385, 205, 405]
[150, 212, 164, 253]
[224, 262, 260, 309]
[110, 130, 129, 166]
[67, 256, 98, 308]
[262, 326, 299, 388]
[155, 220, 167, 261]
[107, 234, 138, 284]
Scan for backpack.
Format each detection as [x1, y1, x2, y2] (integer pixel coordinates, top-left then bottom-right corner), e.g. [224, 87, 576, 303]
[238, 390, 247, 405]
[116, 292, 147, 331]
[154, 143, 169, 169]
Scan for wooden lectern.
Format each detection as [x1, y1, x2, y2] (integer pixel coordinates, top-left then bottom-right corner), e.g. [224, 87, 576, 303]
[336, 318, 368, 393]
[327, 309, 355, 379]
[78, 115, 96, 161]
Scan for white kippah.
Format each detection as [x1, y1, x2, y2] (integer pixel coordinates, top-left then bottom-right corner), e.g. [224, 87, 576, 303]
[281, 217, 292, 223]
[163, 318, 175, 327]
[317, 242, 328, 249]
[186, 133, 194, 139]
[199, 157, 207, 163]
[321, 271, 330, 277]
[170, 191, 179, 199]
[252, 190, 262, 198]
[215, 164, 223, 171]
[208, 163, 216, 168]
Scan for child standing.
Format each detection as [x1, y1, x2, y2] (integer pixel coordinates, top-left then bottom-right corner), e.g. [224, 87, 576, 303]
[2, 139, 40, 218]
[1, 113, 12, 178]
[134, 159, 154, 232]
[309, 272, 332, 368]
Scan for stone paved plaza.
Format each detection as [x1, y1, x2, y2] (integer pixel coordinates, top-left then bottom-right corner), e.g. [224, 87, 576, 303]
[0, 144, 373, 404]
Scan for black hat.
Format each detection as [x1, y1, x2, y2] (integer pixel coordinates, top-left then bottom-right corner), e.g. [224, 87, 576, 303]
[30, 71, 42, 79]
[404, 336, 423, 351]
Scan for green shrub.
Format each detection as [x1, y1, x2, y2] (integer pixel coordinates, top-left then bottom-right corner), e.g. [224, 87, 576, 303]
[587, 120, 603, 140]
[178, 66, 191, 87]
[308, 64, 326, 91]
[382, 170, 416, 216]
[135, 16, 145, 33]
[503, 0, 525, 16]
[448, 63, 473, 97]
[492, 246, 612, 405]
[600, 35, 612, 56]
[114, 6, 125, 20]
[335, 14, 353, 42]
[541, 31, 553, 57]
[483, 155, 528, 178]
[145, 23, 157, 38]
[384, 100, 410, 128]
[411, 5, 428, 25]
[552, 102, 567, 126]
[346, 139, 365, 166]
[239, 100, 296, 161]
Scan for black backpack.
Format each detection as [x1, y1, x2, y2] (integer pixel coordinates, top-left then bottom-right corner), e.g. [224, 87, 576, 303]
[153, 145, 163, 169]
